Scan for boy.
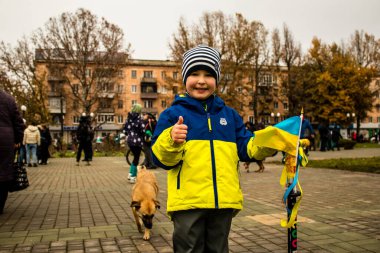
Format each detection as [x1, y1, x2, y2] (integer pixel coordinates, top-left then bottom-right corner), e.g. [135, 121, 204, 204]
[151, 45, 275, 252]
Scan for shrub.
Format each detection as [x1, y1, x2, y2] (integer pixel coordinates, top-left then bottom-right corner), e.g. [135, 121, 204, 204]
[338, 139, 356, 149]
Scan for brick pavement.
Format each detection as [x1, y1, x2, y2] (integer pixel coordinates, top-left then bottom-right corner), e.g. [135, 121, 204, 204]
[0, 148, 379, 252]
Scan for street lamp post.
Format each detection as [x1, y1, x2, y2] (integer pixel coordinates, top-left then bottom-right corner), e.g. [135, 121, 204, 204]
[60, 94, 64, 141]
[20, 105, 27, 120]
[346, 112, 355, 139]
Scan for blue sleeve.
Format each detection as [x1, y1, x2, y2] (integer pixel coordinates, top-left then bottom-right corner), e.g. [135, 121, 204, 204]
[233, 110, 254, 162]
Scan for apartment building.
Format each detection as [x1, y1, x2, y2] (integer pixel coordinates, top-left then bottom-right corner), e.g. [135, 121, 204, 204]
[34, 52, 380, 144]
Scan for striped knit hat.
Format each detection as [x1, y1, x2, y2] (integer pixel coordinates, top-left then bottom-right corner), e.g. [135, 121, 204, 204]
[181, 45, 221, 85]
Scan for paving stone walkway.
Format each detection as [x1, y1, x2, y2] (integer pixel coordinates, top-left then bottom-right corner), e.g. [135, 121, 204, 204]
[0, 148, 379, 252]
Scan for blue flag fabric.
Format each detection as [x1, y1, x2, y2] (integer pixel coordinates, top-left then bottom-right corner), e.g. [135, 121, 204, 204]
[252, 116, 301, 156]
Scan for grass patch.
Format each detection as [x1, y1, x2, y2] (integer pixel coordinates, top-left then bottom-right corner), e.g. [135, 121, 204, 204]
[51, 150, 125, 158]
[307, 157, 380, 173]
[355, 143, 380, 149]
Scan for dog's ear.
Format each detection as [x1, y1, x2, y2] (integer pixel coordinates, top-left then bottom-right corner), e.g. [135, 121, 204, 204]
[131, 201, 141, 210]
[154, 200, 160, 209]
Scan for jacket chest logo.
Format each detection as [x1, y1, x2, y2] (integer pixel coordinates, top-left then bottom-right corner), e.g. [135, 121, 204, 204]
[220, 118, 227, 126]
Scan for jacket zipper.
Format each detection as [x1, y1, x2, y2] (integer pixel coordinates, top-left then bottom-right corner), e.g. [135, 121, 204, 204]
[208, 113, 219, 208]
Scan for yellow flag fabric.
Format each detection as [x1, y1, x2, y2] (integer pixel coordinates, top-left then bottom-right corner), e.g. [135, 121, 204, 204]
[252, 116, 301, 156]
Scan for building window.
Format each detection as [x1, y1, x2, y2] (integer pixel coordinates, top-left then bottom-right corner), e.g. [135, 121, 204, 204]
[274, 101, 278, 109]
[85, 68, 92, 77]
[161, 100, 167, 108]
[259, 73, 275, 86]
[98, 82, 114, 92]
[118, 100, 123, 109]
[377, 117, 380, 123]
[117, 84, 124, 93]
[225, 73, 233, 81]
[117, 70, 124, 77]
[73, 116, 80, 124]
[173, 72, 178, 80]
[248, 116, 254, 123]
[117, 115, 124, 124]
[161, 71, 167, 80]
[144, 100, 153, 108]
[131, 85, 137, 93]
[173, 86, 178, 95]
[73, 100, 79, 109]
[131, 70, 137, 79]
[73, 84, 79, 94]
[284, 103, 288, 110]
[144, 71, 153, 78]
[97, 115, 114, 123]
[159, 86, 167, 94]
[132, 100, 137, 106]
[368, 117, 373, 123]
[99, 99, 112, 108]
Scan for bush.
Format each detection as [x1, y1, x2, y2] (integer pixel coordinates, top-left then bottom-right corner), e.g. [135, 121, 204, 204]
[338, 139, 356, 149]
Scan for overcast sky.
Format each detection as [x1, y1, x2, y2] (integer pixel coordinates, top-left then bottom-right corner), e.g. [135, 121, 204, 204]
[0, 0, 379, 60]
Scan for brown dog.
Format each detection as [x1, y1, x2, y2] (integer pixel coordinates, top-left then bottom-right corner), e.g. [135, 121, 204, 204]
[130, 165, 160, 240]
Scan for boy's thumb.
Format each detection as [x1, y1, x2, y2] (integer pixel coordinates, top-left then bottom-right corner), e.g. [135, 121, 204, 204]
[177, 116, 184, 125]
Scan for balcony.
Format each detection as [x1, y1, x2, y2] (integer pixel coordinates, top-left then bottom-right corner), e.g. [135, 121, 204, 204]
[47, 74, 65, 81]
[98, 108, 115, 113]
[142, 108, 158, 114]
[141, 77, 157, 84]
[140, 92, 158, 99]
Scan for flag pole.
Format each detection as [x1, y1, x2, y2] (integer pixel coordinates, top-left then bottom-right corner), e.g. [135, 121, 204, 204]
[287, 109, 303, 253]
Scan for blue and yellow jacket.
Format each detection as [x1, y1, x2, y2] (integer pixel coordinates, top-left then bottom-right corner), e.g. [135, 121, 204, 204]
[152, 94, 267, 216]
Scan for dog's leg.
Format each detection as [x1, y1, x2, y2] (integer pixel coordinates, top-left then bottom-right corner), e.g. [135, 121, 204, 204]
[143, 228, 151, 240]
[132, 207, 143, 233]
[255, 161, 265, 173]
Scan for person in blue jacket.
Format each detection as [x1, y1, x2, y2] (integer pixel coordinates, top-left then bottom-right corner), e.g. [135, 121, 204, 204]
[151, 45, 277, 252]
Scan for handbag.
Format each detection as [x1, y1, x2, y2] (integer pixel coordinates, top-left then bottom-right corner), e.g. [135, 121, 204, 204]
[9, 151, 30, 192]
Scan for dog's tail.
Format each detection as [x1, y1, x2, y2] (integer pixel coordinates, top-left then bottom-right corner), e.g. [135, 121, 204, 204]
[138, 165, 147, 172]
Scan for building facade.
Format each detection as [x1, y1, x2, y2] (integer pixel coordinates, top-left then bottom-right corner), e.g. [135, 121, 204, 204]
[34, 54, 380, 145]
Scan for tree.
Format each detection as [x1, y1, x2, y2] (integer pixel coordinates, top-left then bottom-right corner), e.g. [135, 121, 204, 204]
[348, 30, 379, 134]
[32, 8, 131, 117]
[0, 38, 50, 123]
[300, 38, 375, 131]
[169, 12, 273, 124]
[272, 24, 302, 116]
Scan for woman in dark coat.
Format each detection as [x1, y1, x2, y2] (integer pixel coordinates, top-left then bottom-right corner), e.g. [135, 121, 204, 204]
[0, 90, 25, 214]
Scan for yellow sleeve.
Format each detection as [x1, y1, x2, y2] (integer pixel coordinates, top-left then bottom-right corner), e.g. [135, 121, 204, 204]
[152, 126, 185, 167]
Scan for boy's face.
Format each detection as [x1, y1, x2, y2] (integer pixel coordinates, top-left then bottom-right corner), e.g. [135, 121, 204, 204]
[185, 69, 216, 100]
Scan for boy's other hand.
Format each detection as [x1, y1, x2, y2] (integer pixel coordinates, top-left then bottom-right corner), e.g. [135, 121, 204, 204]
[171, 116, 188, 144]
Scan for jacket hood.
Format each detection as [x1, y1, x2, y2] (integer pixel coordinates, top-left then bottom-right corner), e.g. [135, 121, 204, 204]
[27, 125, 39, 132]
[172, 93, 225, 114]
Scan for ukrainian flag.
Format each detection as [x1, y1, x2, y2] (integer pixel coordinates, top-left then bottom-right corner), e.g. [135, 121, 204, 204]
[252, 116, 301, 156]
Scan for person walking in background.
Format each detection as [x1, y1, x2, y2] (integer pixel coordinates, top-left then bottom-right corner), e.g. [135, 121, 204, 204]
[318, 123, 329, 152]
[0, 90, 25, 214]
[331, 125, 343, 151]
[39, 124, 52, 164]
[243, 121, 265, 173]
[76, 116, 92, 166]
[142, 113, 157, 169]
[124, 103, 145, 183]
[23, 120, 41, 167]
[300, 117, 315, 155]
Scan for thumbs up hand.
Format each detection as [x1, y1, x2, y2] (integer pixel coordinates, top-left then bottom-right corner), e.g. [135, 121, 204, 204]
[171, 116, 188, 144]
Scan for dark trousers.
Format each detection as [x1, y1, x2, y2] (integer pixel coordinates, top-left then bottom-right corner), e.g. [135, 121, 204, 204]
[172, 209, 234, 253]
[0, 181, 11, 214]
[129, 145, 142, 166]
[76, 141, 91, 162]
[142, 142, 155, 168]
[40, 144, 50, 164]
